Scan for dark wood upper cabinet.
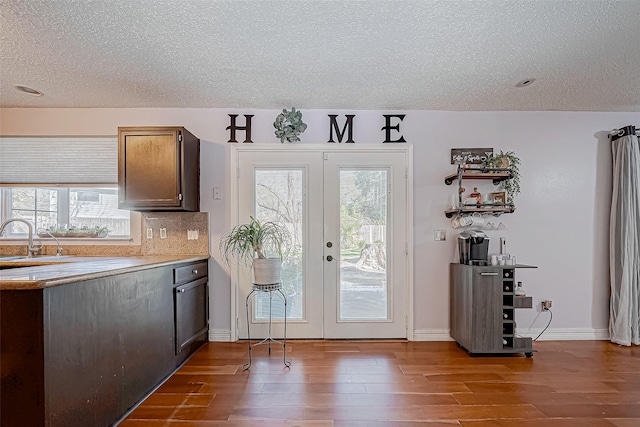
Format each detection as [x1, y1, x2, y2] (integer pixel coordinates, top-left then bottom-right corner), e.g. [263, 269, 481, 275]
[118, 126, 200, 211]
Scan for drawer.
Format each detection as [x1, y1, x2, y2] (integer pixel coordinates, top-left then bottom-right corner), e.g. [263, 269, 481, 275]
[174, 261, 208, 284]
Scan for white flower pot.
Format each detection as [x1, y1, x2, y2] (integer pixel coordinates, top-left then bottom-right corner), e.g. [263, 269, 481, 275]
[252, 258, 282, 285]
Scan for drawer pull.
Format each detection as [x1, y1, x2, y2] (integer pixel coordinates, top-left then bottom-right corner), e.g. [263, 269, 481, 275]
[192, 269, 198, 274]
[480, 272, 499, 276]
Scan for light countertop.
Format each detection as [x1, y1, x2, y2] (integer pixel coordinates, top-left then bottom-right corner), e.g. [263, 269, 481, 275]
[0, 255, 209, 290]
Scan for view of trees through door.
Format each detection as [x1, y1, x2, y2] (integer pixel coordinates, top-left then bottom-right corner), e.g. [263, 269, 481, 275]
[252, 168, 388, 322]
[338, 169, 388, 320]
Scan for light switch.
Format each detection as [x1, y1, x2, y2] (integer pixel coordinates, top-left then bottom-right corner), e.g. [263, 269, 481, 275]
[434, 230, 446, 241]
[146, 228, 153, 239]
[187, 229, 199, 240]
[160, 228, 167, 239]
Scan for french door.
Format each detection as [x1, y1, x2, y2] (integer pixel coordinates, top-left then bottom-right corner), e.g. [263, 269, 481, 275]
[233, 147, 411, 339]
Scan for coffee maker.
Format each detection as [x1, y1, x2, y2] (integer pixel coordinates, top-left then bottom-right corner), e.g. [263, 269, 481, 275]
[458, 230, 490, 265]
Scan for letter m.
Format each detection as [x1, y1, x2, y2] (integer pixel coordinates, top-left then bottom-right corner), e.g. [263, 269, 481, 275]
[328, 115, 355, 143]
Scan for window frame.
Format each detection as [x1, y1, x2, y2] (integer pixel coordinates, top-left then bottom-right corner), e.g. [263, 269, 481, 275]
[0, 185, 140, 245]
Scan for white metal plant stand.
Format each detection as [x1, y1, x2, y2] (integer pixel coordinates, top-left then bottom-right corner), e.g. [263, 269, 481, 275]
[243, 282, 291, 370]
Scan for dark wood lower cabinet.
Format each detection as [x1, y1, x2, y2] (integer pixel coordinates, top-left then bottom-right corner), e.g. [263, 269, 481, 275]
[0, 261, 208, 427]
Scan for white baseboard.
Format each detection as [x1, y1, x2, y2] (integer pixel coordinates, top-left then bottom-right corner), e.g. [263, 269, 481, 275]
[208, 328, 609, 342]
[517, 327, 609, 341]
[413, 330, 455, 341]
[208, 328, 232, 342]
[413, 328, 609, 342]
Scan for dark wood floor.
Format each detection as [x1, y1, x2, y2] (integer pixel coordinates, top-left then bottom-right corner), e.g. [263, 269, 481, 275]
[120, 340, 640, 426]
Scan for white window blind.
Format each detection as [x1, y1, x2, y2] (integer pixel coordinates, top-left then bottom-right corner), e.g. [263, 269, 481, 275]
[0, 137, 118, 184]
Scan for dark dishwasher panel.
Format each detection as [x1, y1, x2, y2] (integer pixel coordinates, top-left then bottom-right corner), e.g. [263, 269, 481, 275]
[174, 276, 208, 355]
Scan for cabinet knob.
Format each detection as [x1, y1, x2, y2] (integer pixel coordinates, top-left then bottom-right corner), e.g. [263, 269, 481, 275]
[192, 269, 198, 274]
[179, 289, 186, 293]
[326, 255, 333, 262]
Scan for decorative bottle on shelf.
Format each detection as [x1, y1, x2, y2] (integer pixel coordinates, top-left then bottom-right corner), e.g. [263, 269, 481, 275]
[515, 282, 526, 296]
[469, 187, 482, 205]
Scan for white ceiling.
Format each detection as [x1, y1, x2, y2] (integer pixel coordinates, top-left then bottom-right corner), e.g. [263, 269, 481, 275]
[1, 0, 639, 111]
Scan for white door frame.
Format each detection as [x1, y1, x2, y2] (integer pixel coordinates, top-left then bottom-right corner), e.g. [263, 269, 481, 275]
[229, 144, 414, 341]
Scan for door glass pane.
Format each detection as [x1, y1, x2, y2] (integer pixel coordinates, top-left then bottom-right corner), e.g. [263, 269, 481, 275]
[254, 169, 304, 321]
[339, 169, 388, 320]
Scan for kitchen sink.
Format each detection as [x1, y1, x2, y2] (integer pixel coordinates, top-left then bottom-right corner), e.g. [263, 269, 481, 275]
[0, 255, 73, 269]
[0, 256, 26, 261]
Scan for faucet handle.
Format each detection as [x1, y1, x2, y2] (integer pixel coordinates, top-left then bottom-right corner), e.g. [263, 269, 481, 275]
[29, 244, 43, 257]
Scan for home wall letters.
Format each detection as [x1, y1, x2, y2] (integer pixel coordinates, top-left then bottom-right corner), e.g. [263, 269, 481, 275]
[226, 114, 254, 143]
[226, 112, 407, 144]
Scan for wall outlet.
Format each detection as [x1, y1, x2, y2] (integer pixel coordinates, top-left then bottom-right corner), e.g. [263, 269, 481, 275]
[542, 300, 552, 311]
[159, 228, 167, 239]
[146, 228, 153, 239]
[434, 230, 446, 241]
[213, 187, 222, 200]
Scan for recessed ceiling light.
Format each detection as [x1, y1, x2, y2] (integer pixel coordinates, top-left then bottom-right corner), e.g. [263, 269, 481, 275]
[515, 78, 536, 88]
[13, 85, 44, 97]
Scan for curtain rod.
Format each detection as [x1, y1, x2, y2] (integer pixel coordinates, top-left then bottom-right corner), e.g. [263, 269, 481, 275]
[609, 125, 639, 139]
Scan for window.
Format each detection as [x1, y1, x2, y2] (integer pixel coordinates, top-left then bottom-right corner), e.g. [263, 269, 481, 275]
[1, 186, 130, 238]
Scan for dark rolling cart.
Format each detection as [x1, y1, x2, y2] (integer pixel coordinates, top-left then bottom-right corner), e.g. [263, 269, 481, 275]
[449, 263, 537, 357]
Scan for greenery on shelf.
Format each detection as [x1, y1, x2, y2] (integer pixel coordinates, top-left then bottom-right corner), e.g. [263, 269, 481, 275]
[38, 226, 109, 238]
[273, 107, 307, 143]
[218, 216, 291, 267]
[486, 150, 521, 203]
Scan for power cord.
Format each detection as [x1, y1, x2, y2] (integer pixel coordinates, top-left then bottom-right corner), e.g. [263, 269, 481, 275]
[533, 308, 553, 341]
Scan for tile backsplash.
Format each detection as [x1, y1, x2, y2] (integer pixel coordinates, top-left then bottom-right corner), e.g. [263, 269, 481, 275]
[141, 212, 209, 256]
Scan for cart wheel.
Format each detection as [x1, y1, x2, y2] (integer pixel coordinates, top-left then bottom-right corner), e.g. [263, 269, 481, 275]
[525, 352, 533, 358]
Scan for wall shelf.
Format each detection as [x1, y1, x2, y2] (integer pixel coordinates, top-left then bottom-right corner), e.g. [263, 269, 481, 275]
[445, 205, 515, 218]
[444, 168, 513, 185]
[444, 165, 515, 219]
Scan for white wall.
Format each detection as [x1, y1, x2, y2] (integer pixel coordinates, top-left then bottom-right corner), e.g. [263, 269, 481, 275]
[2, 108, 637, 340]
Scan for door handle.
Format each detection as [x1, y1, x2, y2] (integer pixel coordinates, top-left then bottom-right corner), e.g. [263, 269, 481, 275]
[326, 255, 333, 262]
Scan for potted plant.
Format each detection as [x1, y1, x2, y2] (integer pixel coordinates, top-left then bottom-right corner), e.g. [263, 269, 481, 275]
[273, 107, 307, 143]
[486, 150, 521, 203]
[219, 216, 291, 285]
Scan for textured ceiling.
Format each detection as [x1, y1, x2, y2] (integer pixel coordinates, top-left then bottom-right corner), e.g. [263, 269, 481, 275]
[1, 0, 639, 111]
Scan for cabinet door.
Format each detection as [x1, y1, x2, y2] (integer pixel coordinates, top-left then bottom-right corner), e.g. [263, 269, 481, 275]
[118, 128, 182, 209]
[470, 268, 502, 352]
[174, 277, 208, 354]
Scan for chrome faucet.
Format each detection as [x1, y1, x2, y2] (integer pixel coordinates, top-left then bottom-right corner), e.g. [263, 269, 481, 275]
[37, 228, 64, 256]
[0, 218, 41, 258]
